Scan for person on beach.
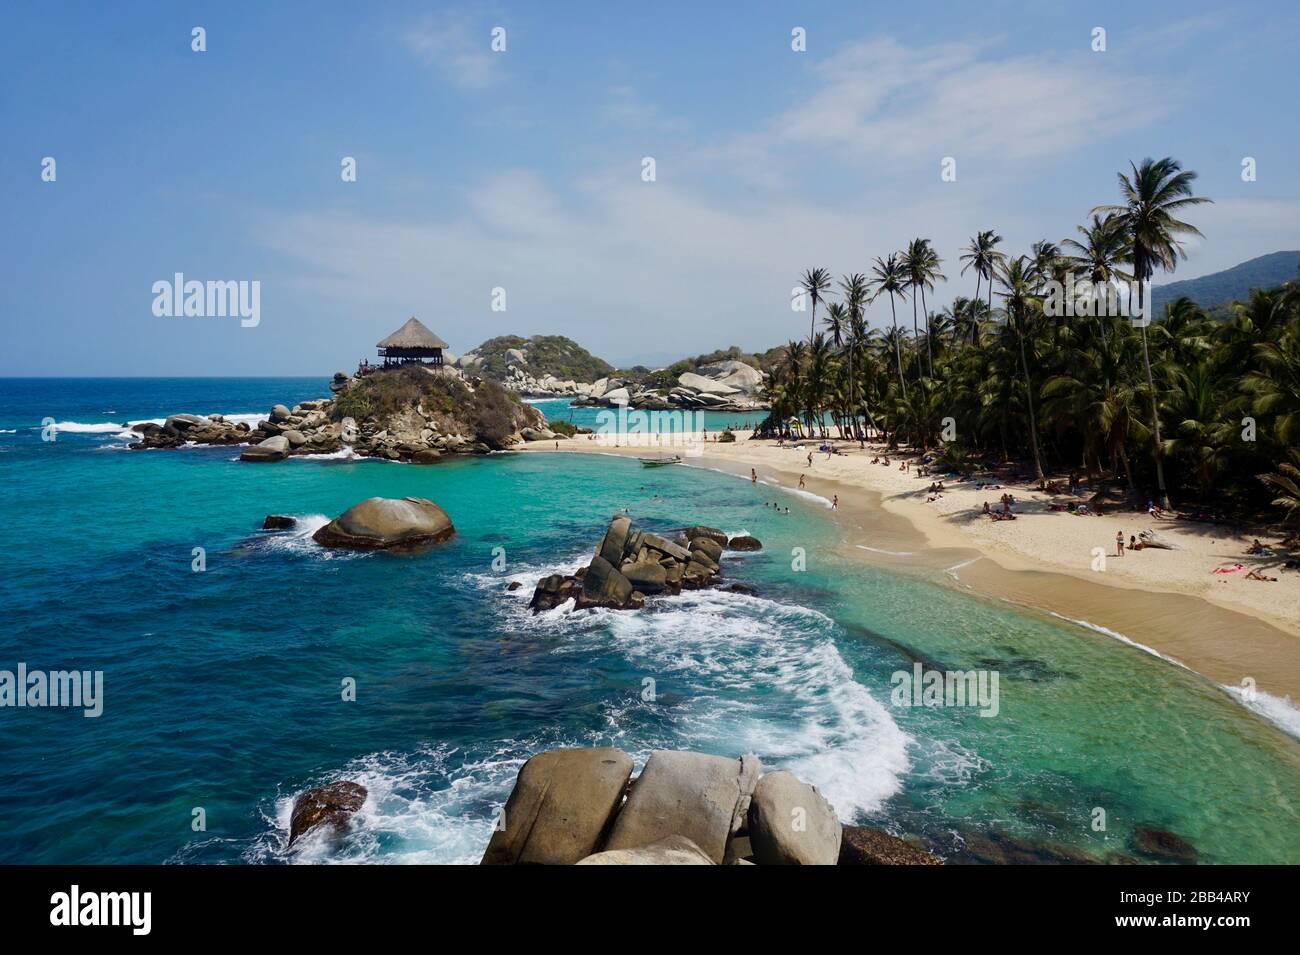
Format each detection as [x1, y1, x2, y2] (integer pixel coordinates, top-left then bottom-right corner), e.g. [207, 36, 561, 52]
[751, 468, 758, 484]
[831, 494, 839, 510]
[1116, 532, 1125, 557]
[807, 452, 813, 468]
[798, 474, 806, 489]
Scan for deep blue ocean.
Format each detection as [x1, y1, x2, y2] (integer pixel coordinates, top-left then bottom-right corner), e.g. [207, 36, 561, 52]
[1, 378, 1298, 864]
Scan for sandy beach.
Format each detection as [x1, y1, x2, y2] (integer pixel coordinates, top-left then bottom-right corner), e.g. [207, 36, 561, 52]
[524, 433, 1300, 708]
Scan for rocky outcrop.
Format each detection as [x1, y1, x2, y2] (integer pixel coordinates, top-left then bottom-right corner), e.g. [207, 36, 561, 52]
[313, 497, 455, 550]
[482, 747, 928, 867]
[481, 747, 633, 865]
[570, 359, 768, 413]
[727, 535, 763, 551]
[289, 781, 367, 845]
[838, 826, 942, 865]
[131, 366, 545, 462]
[261, 515, 297, 530]
[528, 517, 734, 613]
[747, 771, 841, 865]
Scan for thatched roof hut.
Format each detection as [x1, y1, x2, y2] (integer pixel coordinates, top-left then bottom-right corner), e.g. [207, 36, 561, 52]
[377, 317, 448, 365]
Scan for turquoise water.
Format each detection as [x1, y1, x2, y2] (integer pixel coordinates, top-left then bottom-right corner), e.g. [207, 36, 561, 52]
[528, 397, 769, 434]
[1, 379, 1297, 864]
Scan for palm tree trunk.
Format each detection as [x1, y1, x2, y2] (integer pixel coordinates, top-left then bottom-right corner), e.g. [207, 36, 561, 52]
[921, 285, 933, 376]
[1137, 283, 1171, 509]
[911, 289, 921, 382]
[1017, 327, 1045, 480]
[889, 294, 908, 399]
[809, 298, 817, 344]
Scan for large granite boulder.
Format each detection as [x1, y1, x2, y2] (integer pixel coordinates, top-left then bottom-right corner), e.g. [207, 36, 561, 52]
[577, 835, 714, 866]
[597, 516, 633, 566]
[727, 535, 763, 551]
[313, 496, 455, 549]
[580, 555, 634, 608]
[481, 747, 634, 865]
[622, 560, 667, 593]
[239, 435, 290, 462]
[603, 751, 760, 864]
[678, 372, 740, 396]
[747, 770, 841, 865]
[689, 536, 723, 564]
[270, 403, 292, 423]
[289, 781, 367, 845]
[642, 532, 691, 563]
[681, 525, 728, 546]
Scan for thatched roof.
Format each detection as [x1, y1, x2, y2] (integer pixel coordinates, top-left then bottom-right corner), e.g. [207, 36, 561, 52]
[377, 317, 449, 350]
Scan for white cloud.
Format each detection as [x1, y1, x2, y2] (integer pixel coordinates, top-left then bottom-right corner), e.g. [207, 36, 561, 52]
[404, 15, 502, 89]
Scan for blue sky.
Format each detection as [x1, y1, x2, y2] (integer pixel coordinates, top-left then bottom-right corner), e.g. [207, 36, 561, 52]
[2, 1, 1297, 375]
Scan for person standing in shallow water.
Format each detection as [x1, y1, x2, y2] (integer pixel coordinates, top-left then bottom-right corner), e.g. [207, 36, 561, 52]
[751, 468, 757, 484]
[832, 494, 839, 510]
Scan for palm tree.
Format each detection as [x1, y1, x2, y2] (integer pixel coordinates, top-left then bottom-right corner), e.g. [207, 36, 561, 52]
[960, 231, 1005, 346]
[998, 255, 1046, 480]
[1259, 449, 1300, 530]
[838, 273, 869, 435]
[1062, 213, 1133, 349]
[1095, 157, 1211, 509]
[799, 268, 832, 343]
[869, 253, 910, 398]
[903, 238, 945, 376]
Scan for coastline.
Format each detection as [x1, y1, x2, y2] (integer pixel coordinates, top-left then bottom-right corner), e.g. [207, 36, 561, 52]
[521, 434, 1300, 711]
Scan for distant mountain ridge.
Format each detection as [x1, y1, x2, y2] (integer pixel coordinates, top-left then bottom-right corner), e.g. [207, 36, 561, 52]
[1152, 250, 1299, 313]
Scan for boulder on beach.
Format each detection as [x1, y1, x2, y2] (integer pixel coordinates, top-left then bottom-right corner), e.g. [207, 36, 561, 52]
[727, 535, 763, 551]
[312, 496, 455, 549]
[748, 770, 841, 865]
[289, 781, 367, 845]
[603, 750, 760, 864]
[838, 825, 941, 865]
[520, 427, 558, 442]
[239, 435, 290, 462]
[481, 747, 634, 865]
[577, 835, 714, 866]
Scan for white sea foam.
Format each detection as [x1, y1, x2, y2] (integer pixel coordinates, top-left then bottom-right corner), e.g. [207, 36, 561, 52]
[1051, 611, 1300, 740]
[42, 412, 265, 442]
[857, 545, 916, 557]
[480, 571, 913, 820]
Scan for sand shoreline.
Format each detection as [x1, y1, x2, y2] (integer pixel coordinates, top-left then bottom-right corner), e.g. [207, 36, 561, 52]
[521, 434, 1300, 714]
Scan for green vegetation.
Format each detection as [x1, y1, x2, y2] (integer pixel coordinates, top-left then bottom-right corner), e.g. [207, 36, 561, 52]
[771, 156, 1300, 522]
[331, 364, 472, 421]
[469, 379, 523, 448]
[547, 419, 579, 437]
[467, 334, 615, 382]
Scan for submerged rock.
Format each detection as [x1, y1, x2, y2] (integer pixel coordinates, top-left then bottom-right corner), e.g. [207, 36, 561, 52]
[1131, 825, 1198, 863]
[313, 496, 455, 549]
[289, 781, 367, 845]
[261, 514, 297, 530]
[838, 826, 941, 865]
